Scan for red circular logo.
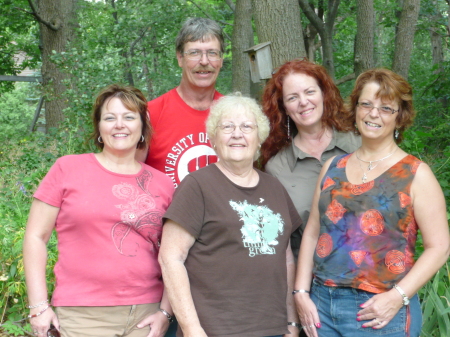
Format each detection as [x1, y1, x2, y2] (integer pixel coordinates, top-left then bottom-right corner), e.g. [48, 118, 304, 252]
[316, 233, 333, 258]
[385, 250, 406, 274]
[360, 209, 384, 236]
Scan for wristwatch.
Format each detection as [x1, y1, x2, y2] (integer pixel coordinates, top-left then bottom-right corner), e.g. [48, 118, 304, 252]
[288, 322, 301, 329]
[393, 284, 410, 306]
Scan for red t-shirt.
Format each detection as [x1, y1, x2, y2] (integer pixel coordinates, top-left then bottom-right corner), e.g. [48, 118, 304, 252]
[145, 88, 222, 188]
[34, 153, 174, 306]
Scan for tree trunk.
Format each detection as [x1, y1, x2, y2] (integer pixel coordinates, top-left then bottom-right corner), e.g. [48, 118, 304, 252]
[392, 0, 420, 79]
[110, 0, 134, 86]
[374, 11, 383, 67]
[447, 0, 450, 37]
[252, 0, 306, 69]
[142, 47, 154, 100]
[231, 0, 254, 96]
[429, 0, 444, 72]
[36, 0, 78, 130]
[429, 0, 447, 112]
[298, 0, 341, 80]
[354, 0, 374, 76]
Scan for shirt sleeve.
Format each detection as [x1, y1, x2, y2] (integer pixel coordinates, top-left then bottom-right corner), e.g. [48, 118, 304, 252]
[163, 174, 205, 239]
[33, 158, 65, 208]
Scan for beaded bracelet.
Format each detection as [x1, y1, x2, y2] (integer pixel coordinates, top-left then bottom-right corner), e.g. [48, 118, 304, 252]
[27, 299, 48, 309]
[28, 305, 50, 319]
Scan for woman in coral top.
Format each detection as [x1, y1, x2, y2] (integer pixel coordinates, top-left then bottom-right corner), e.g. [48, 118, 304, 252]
[294, 69, 449, 337]
[23, 85, 175, 337]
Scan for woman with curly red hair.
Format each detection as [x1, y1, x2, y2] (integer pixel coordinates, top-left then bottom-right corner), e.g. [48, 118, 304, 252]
[260, 58, 360, 258]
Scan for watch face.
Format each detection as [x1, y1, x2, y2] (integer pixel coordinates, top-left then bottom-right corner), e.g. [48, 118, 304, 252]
[404, 298, 410, 305]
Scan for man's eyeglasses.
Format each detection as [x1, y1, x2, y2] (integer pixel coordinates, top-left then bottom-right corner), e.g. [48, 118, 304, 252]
[357, 102, 399, 115]
[184, 49, 223, 61]
[217, 122, 258, 134]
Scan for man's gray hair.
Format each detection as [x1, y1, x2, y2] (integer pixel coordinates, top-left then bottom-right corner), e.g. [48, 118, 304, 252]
[175, 17, 225, 54]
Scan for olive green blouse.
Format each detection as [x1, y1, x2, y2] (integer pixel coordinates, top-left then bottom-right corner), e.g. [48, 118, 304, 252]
[265, 130, 361, 257]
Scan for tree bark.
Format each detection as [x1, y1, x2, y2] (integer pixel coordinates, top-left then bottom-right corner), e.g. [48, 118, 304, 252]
[429, 0, 447, 112]
[110, 0, 134, 86]
[392, 0, 420, 79]
[252, 0, 306, 69]
[231, 0, 254, 96]
[354, 0, 374, 77]
[33, 0, 78, 130]
[429, 0, 444, 71]
[298, 0, 340, 80]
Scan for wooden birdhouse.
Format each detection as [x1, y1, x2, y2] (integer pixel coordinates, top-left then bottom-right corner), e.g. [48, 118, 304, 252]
[244, 42, 273, 83]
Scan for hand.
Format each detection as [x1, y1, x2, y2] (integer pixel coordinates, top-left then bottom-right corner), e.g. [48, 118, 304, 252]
[357, 289, 403, 329]
[294, 294, 320, 337]
[136, 310, 170, 337]
[30, 307, 59, 336]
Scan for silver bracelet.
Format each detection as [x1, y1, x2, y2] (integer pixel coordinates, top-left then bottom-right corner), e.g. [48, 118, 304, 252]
[292, 289, 310, 295]
[393, 284, 410, 306]
[159, 308, 174, 323]
[27, 299, 48, 309]
[288, 322, 301, 329]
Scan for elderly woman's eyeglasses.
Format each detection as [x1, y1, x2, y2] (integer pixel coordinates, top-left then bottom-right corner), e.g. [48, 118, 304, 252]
[184, 49, 223, 61]
[357, 102, 399, 115]
[217, 122, 258, 134]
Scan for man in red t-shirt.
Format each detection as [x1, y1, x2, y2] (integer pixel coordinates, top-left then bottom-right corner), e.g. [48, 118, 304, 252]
[137, 18, 224, 188]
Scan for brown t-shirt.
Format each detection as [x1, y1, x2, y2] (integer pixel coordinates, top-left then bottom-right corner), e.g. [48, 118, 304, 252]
[164, 164, 302, 337]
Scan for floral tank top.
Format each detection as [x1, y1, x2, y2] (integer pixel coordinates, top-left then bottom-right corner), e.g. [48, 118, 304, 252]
[313, 153, 422, 293]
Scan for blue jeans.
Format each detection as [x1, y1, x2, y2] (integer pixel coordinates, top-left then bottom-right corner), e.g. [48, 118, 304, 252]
[310, 281, 422, 337]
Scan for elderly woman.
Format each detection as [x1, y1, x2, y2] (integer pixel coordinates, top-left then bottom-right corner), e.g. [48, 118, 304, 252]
[260, 59, 360, 258]
[159, 93, 302, 337]
[294, 69, 450, 337]
[23, 85, 175, 337]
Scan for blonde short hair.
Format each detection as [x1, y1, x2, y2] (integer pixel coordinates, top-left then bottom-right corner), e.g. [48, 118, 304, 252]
[206, 93, 270, 160]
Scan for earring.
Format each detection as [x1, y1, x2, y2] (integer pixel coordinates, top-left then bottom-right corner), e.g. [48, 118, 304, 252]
[98, 136, 103, 143]
[286, 115, 290, 140]
[140, 135, 144, 143]
[394, 129, 399, 139]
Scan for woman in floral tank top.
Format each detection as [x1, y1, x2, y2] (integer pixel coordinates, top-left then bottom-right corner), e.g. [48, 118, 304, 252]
[294, 69, 449, 337]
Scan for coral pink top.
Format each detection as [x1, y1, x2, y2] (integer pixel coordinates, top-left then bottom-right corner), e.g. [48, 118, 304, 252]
[34, 153, 174, 306]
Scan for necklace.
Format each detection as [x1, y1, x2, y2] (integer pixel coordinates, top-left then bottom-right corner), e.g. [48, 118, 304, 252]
[356, 147, 398, 183]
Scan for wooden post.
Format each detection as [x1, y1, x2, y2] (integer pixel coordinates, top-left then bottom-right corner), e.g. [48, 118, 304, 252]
[29, 96, 45, 133]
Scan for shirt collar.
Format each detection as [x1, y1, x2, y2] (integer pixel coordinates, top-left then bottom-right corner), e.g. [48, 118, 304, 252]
[286, 129, 357, 172]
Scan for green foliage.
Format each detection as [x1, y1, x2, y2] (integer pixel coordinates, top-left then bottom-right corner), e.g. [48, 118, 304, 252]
[1, 0, 449, 336]
[0, 0, 40, 93]
[0, 134, 59, 335]
[0, 83, 39, 141]
[418, 264, 450, 337]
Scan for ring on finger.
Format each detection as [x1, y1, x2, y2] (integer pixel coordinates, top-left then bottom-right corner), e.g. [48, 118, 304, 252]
[375, 318, 382, 325]
[309, 325, 314, 328]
